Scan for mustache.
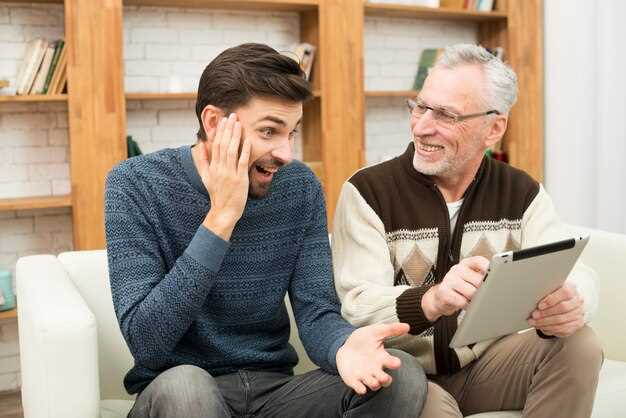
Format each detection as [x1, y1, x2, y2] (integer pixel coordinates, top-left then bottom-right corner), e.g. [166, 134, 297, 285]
[252, 158, 285, 169]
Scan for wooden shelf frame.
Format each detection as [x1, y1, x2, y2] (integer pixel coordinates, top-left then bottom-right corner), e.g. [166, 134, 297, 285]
[365, 90, 417, 98]
[0, 308, 17, 321]
[364, 2, 507, 21]
[123, 0, 318, 11]
[0, 94, 68, 103]
[0, 195, 72, 212]
[125, 90, 321, 101]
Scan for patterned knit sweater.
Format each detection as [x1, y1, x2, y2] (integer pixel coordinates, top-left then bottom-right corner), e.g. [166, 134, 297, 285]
[105, 145, 353, 394]
[332, 143, 598, 375]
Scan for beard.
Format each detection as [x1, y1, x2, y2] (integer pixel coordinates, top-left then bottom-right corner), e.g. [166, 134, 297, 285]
[247, 157, 285, 199]
[412, 136, 483, 177]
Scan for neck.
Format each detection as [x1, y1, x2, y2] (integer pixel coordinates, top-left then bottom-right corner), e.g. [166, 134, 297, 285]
[431, 158, 483, 203]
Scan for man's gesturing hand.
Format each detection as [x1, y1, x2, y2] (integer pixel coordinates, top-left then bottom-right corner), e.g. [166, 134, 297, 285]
[336, 323, 410, 395]
[201, 113, 251, 241]
[421, 256, 489, 322]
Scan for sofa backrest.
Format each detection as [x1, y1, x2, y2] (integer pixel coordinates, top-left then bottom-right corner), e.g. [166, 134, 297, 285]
[572, 227, 626, 361]
[58, 250, 134, 401]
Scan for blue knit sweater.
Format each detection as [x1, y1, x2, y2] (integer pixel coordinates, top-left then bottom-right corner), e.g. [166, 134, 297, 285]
[104, 146, 354, 394]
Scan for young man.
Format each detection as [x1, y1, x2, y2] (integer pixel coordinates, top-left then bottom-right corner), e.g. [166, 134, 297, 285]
[331, 44, 603, 418]
[105, 43, 427, 418]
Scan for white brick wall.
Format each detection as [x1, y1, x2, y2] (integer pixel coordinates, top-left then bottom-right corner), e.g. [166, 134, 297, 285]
[0, 3, 69, 392]
[124, 6, 304, 158]
[364, 16, 477, 163]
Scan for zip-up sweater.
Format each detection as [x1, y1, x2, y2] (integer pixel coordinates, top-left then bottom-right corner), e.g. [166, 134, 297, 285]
[105, 145, 353, 394]
[332, 143, 598, 375]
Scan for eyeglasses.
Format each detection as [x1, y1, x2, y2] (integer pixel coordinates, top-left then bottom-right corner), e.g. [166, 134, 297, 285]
[407, 98, 500, 126]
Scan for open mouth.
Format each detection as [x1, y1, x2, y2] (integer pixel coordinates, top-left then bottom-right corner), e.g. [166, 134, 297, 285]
[418, 142, 444, 152]
[255, 164, 279, 177]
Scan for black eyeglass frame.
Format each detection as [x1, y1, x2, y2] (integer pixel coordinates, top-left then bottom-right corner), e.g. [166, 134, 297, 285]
[407, 98, 500, 124]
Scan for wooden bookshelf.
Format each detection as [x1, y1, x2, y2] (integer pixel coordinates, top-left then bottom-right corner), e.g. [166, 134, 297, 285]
[126, 90, 321, 101]
[364, 3, 507, 21]
[366, 90, 417, 98]
[0, 94, 67, 103]
[1, 0, 540, 249]
[0, 308, 16, 321]
[0, 195, 72, 212]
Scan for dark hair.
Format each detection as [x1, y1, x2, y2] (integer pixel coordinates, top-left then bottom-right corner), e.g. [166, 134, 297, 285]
[195, 43, 312, 140]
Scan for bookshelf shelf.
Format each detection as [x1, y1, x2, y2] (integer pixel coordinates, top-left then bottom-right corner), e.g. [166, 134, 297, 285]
[123, 0, 318, 11]
[0, 195, 72, 212]
[0, 308, 16, 321]
[364, 3, 507, 21]
[365, 90, 417, 98]
[126, 90, 321, 101]
[0, 94, 67, 103]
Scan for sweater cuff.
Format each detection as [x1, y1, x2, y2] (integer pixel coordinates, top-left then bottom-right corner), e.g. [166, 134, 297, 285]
[536, 329, 558, 340]
[327, 332, 351, 372]
[396, 285, 435, 335]
[184, 225, 230, 272]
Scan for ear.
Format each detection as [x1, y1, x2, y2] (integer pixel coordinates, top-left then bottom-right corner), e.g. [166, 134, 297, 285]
[201, 105, 225, 142]
[484, 114, 508, 148]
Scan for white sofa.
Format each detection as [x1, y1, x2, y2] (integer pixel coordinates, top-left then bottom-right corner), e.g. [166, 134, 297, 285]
[16, 227, 626, 418]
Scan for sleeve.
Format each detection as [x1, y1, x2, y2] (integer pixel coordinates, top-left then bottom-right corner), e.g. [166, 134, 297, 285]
[521, 184, 599, 323]
[331, 181, 434, 335]
[288, 179, 355, 373]
[105, 167, 229, 370]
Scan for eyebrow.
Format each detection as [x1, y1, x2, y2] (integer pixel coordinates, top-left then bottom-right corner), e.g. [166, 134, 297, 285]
[417, 97, 462, 114]
[255, 115, 302, 130]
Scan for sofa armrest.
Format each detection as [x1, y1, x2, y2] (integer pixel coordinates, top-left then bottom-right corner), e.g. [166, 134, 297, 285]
[17, 255, 100, 418]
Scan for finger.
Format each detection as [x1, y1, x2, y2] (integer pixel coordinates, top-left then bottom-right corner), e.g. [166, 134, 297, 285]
[350, 380, 367, 396]
[381, 352, 402, 370]
[451, 278, 478, 301]
[529, 306, 583, 328]
[220, 113, 236, 164]
[531, 296, 582, 319]
[362, 375, 381, 391]
[537, 318, 584, 337]
[211, 117, 227, 166]
[453, 264, 484, 290]
[238, 136, 252, 175]
[460, 256, 490, 274]
[538, 283, 577, 310]
[226, 120, 242, 167]
[374, 371, 392, 388]
[372, 322, 410, 340]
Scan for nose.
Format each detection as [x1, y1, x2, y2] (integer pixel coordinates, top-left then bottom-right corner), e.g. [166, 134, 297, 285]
[271, 136, 293, 165]
[411, 109, 437, 137]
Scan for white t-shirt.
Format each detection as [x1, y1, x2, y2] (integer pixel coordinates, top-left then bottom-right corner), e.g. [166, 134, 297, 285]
[447, 199, 464, 235]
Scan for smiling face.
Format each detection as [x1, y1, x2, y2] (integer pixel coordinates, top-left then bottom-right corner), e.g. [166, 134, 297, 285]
[411, 64, 506, 181]
[202, 96, 302, 199]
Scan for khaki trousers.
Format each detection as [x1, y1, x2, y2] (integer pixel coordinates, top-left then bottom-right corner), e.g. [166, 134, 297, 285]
[420, 326, 603, 418]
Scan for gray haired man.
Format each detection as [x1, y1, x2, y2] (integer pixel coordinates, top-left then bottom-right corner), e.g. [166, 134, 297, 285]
[331, 44, 602, 418]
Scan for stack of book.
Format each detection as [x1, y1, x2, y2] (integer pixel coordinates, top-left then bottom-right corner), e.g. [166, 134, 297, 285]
[440, 0, 495, 12]
[14, 38, 68, 96]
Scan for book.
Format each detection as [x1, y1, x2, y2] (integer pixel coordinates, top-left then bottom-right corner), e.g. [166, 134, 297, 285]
[43, 40, 64, 94]
[412, 48, 442, 91]
[30, 41, 57, 95]
[440, 0, 465, 8]
[48, 43, 67, 95]
[15, 38, 47, 95]
[0, 80, 8, 89]
[477, 0, 495, 11]
[293, 43, 316, 81]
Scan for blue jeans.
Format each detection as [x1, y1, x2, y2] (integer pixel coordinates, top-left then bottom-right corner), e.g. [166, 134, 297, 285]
[128, 349, 427, 418]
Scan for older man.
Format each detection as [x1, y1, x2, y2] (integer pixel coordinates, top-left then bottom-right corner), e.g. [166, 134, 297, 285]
[331, 44, 602, 418]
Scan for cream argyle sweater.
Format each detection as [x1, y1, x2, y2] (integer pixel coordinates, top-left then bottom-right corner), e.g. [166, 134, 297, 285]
[332, 144, 598, 375]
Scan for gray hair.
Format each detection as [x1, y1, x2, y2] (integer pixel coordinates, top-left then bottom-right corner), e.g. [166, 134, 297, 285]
[434, 44, 518, 115]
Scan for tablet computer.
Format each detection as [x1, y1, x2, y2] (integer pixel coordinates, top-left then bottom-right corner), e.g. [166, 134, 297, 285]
[449, 235, 590, 349]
